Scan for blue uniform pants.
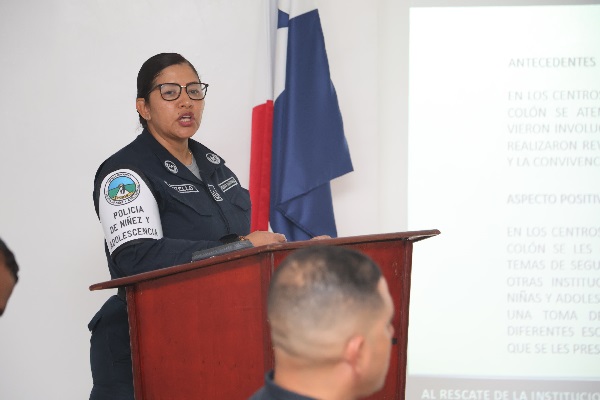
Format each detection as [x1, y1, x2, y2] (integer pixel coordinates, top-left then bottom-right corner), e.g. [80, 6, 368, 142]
[88, 295, 134, 400]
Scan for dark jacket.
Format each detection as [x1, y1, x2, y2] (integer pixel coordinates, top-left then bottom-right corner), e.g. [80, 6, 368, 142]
[93, 129, 251, 279]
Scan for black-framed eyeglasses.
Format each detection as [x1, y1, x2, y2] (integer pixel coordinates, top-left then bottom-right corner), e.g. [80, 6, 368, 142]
[148, 82, 209, 101]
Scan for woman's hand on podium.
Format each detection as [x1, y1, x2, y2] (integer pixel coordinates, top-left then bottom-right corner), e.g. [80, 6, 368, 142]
[310, 235, 331, 240]
[245, 231, 287, 247]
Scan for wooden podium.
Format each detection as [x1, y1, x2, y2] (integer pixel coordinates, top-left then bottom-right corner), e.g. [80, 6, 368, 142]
[90, 230, 439, 400]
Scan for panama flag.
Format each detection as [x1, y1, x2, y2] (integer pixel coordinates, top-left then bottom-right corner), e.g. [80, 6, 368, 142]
[249, 0, 353, 241]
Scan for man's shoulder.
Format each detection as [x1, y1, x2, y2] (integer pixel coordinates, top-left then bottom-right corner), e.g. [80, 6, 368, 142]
[248, 386, 269, 400]
[247, 379, 317, 400]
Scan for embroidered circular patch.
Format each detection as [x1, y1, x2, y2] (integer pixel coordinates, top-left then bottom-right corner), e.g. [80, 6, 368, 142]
[104, 171, 141, 206]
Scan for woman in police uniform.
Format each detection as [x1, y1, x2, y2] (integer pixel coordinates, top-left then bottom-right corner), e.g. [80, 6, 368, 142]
[89, 53, 286, 400]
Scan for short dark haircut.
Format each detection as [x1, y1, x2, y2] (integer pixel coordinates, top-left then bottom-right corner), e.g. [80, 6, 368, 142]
[0, 238, 19, 283]
[268, 246, 383, 351]
[136, 53, 200, 128]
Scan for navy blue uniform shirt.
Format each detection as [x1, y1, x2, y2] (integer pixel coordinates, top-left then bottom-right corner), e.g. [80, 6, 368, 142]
[89, 130, 252, 400]
[93, 129, 251, 279]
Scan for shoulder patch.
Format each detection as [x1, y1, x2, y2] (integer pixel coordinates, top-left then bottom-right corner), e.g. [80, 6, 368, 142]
[206, 153, 221, 164]
[99, 169, 163, 254]
[104, 170, 141, 205]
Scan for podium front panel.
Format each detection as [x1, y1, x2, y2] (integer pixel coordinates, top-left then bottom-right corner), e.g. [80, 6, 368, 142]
[128, 253, 273, 399]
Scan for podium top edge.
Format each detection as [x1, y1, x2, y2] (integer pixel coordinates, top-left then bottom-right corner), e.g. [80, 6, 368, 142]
[89, 229, 440, 291]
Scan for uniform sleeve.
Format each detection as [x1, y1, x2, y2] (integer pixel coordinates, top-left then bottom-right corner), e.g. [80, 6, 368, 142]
[110, 237, 222, 277]
[95, 167, 223, 277]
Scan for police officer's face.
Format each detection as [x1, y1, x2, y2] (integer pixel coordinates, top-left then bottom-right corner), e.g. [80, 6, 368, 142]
[138, 63, 205, 143]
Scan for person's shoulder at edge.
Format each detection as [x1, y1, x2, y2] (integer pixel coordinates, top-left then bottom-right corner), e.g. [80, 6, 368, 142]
[248, 371, 318, 400]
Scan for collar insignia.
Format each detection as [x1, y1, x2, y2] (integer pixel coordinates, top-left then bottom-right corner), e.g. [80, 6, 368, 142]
[206, 153, 221, 165]
[164, 160, 178, 174]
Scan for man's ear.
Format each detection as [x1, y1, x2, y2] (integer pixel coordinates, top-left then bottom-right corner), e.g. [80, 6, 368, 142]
[136, 98, 150, 121]
[343, 335, 365, 372]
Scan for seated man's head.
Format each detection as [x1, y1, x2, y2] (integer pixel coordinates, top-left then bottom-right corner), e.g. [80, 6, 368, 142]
[0, 238, 19, 317]
[268, 245, 395, 398]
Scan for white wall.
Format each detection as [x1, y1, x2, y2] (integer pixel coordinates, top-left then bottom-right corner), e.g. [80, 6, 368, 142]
[0, 1, 400, 398]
